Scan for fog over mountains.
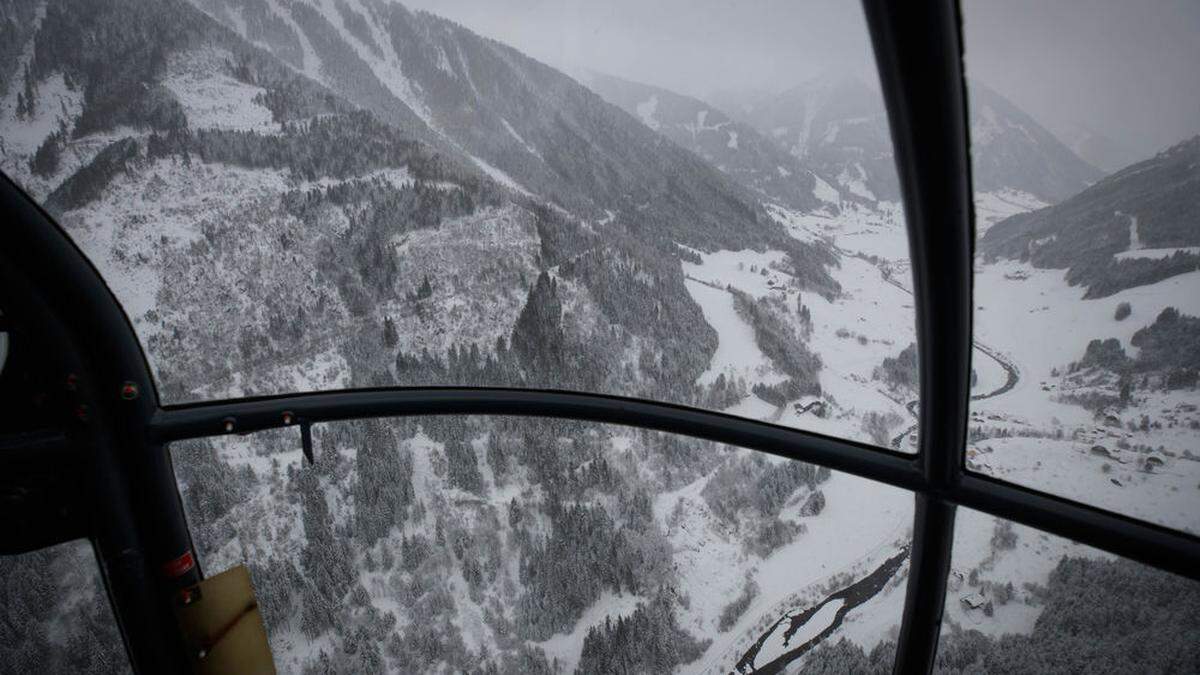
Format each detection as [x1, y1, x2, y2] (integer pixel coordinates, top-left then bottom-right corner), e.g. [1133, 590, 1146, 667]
[696, 75, 1104, 206]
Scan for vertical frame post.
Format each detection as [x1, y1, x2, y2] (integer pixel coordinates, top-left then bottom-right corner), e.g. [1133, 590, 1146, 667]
[861, 0, 975, 671]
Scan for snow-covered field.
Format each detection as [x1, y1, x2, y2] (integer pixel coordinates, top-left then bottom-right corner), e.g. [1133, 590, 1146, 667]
[685, 278, 785, 388]
[971, 260, 1200, 534]
[974, 189, 1047, 233]
[651, 458, 912, 673]
[163, 48, 280, 133]
[682, 232, 915, 448]
[669, 184, 1200, 669]
[939, 507, 1095, 637]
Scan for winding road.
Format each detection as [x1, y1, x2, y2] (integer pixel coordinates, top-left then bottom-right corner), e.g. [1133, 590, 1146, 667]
[876, 267, 1021, 450]
[686, 247, 1023, 671]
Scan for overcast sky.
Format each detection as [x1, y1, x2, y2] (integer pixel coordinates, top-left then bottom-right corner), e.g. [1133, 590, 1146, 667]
[963, 0, 1200, 157]
[404, 0, 1200, 157]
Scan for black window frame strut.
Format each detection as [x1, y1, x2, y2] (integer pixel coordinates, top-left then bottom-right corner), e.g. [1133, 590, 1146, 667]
[1, 1, 1199, 672]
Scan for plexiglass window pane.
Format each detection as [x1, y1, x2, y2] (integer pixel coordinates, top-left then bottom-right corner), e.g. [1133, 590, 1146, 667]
[0, 0, 917, 449]
[171, 416, 912, 673]
[936, 508, 1200, 673]
[963, 0, 1200, 532]
[0, 540, 130, 673]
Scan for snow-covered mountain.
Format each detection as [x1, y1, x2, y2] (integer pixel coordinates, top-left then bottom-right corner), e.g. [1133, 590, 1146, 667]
[1051, 121, 1146, 174]
[582, 71, 836, 213]
[738, 75, 899, 205]
[0, 0, 848, 402]
[719, 75, 1102, 208]
[0, 1, 903, 672]
[188, 0, 816, 256]
[966, 81, 1103, 203]
[981, 135, 1200, 298]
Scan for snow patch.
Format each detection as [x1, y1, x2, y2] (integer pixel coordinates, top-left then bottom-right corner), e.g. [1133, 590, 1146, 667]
[162, 48, 278, 133]
[1114, 246, 1200, 261]
[812, 175, 840, 205]
[635, 95, 660, 130]
[755, 599, 844, 666]
[974, 189, 1047, 234]
[470, 154, 533, 197]
[501, 118, 542, 159]
[0, 72, 83, 155]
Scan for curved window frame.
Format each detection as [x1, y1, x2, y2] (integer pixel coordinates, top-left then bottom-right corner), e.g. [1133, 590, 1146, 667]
[0, 1, 1197, 673]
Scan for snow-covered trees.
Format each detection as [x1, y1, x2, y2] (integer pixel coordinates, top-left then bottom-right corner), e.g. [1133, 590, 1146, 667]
[516, 498, 666, 640]
[935, 556, 1200, 673]
[297, 469, 354, 638]
[0, 544, 125, 674]
[731, 288, 823, 397]
[861, 411, 905, 447]
[700, 454, 830, 557]
[444, 439, 483, 494]
[509, 272, 569, 384]
[875, 342, 918, 393]
[719, 580, 760, 632]
[351, 421, 414, 547]
[577, 593, 710, 674]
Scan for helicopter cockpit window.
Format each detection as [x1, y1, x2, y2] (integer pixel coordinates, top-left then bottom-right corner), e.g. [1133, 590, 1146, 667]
[171, 416, 914, 673]
[962, 0, 1200, 535]
[2, 0, 1198, 673]
[0, 0, 918, 450]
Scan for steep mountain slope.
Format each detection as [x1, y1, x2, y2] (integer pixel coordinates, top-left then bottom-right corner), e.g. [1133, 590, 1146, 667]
[727, 75, 1101, 207]
[1, 0, 844, 405]
[980, 135, 1200, 298]
[0, 3, 945, 673]
[706, 86, 778, 124]
[583, 71, 834, 213]
[1051, 121, 1145, 174]
[188, 0, 830, 262]
[967, 81, 1103, 203]
[742, 75, 898, 205]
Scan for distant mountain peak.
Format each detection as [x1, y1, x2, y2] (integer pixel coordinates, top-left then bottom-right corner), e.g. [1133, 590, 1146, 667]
[982, 133, 1200, 298]
[965, 80, 1103, 202]
[582, 69, 833, 214]
[714, 74, 1103, 206]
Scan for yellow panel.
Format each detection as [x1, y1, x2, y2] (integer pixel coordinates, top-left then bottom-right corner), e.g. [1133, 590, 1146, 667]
[174, 565, 275, 675]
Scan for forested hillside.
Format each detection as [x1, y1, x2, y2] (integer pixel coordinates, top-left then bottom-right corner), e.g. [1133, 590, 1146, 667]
[0, 0, 858, 672]
[801, 555, 1200, 674]
[583, 71, 834, 214]
[981, 136, 1200, 297]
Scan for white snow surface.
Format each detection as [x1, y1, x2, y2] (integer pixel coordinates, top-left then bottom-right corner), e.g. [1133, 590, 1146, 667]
[681, 467, 912, 673]
[635, 95, 660, 130]
[754, 599, 844, 667]
[685, 278, 785, 388]
[162, 48, 279, 133]
[973, 189, 1047, 234]
[1114, 246, 1200, 261]
[812, 174, 840, 205]
[470, 154, 534, 197]
[972, 259, 1200, 534]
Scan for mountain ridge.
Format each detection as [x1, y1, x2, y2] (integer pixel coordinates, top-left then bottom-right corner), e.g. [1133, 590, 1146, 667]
[981, 135, 1200, 298]
[582, 70, 835, 214]
[714, 74, 1103, 205]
